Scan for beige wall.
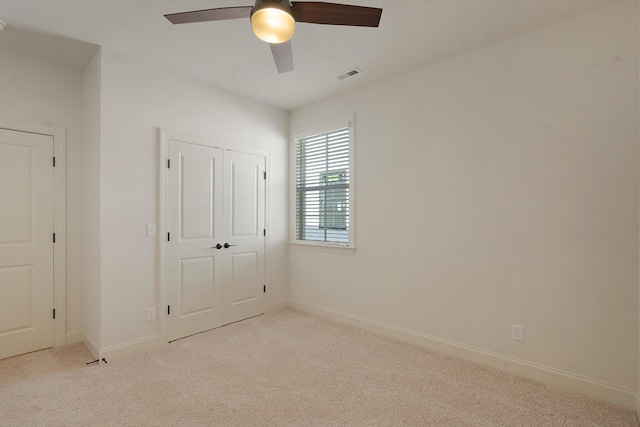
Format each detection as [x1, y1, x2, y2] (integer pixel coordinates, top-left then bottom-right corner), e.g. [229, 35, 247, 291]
[97, 48, 289, 349]
[291, 0, 638, 406]
[0, 49, 85, 337]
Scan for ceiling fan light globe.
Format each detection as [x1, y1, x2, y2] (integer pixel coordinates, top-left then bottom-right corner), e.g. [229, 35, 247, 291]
[251, 8, 295, 43]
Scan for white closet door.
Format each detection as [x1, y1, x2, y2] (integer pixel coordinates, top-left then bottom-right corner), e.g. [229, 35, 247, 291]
[166, 139, 266, 341]
[0, 128, 54, 359]
[167, 141, 224, 341]
[222, 151, 266, 325]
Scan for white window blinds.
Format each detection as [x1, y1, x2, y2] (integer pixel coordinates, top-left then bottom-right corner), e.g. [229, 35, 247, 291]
[296, 127, 350, 244]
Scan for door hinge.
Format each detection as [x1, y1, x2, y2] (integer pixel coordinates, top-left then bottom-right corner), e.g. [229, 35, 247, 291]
[167, 305, 171, 315]
[167, 232, 170, 242]
[263, 229, 266, 237]
[53, 233, 56, 243]
[167, 159, 171, 169]
[263, 171, 266, 180]
[263, 285, 266, 293]
[53, 309, 56, 319]
[53, 157, 56, 167]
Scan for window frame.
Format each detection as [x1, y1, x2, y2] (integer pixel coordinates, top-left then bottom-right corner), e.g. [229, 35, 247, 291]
[290, 116, 356, 255]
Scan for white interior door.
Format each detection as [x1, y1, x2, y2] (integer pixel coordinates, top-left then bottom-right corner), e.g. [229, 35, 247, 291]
[167, 141, 224, 341]
[166, 139, 266, 341]
[0, 128, 54, 359]
[222, 151, 266, 324]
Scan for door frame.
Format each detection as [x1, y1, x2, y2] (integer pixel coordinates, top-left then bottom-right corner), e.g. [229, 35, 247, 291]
[158, 128, 271, 344]
[0, 120, 67, 348]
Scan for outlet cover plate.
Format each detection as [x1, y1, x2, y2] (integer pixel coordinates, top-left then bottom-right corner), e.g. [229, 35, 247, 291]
[512, 324, 524, 342]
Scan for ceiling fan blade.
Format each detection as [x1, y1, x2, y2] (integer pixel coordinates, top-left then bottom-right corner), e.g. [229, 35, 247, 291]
[165, 6, 252, 25]
[270, 41, 294, 74]
[291, 2, 382, 27]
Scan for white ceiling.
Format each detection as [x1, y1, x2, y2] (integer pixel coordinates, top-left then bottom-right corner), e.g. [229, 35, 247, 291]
[0, 0, 619, 110]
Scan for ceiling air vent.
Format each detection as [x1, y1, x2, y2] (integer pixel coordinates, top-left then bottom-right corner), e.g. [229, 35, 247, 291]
[336, 68, 363, 80]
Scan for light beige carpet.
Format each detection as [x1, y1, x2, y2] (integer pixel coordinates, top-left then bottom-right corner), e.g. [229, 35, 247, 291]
[0, 308, 637, 426]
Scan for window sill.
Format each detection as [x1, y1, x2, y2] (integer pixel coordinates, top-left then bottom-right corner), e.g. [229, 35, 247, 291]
[289, 241, 356, 256]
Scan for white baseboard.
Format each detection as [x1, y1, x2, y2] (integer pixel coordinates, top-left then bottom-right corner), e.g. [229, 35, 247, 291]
[65, 329, 84, 345]
[82, 333, 100, 359]
[99, 334, 161, 361]
[289, 299, 636, 410]
[269, 299, 289, 312]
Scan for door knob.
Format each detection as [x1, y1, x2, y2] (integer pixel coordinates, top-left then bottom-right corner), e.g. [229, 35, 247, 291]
[224, 243, 237, 249]
[212, 243, 223, 250]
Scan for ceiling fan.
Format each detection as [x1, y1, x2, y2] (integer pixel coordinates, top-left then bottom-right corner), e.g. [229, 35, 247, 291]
[165, 0, 383, 73]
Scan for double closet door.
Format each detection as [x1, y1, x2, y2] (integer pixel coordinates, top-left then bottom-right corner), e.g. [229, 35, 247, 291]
[166, 140, 266, 342]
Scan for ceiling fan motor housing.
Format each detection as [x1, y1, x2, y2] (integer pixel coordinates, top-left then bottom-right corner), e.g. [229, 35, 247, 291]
[252, 0, 293, 11]
[251, 0, 296, 43]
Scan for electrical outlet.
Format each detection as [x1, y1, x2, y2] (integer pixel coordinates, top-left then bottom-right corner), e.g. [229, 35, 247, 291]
[147, 307, 156, 321]
[321, 286, 328, 297]
[512, 324, 524, 342]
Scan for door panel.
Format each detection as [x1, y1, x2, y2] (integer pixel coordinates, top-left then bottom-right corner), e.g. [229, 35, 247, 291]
[167, 141, 223, 341]
[223, 151, 265, 324]
[179, 257, 215, 316]
[0, 144, 31, 242]
[230, 163, 259, 237]
[0, 266, 32, 331]
[0, 128, 54, 360]
[230, 252, 258, 304]
[180, 153, 216, 240]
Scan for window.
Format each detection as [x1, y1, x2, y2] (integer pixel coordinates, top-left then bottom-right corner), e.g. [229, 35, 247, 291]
[294, 122, 354, 248]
